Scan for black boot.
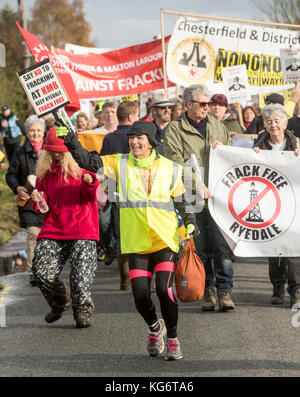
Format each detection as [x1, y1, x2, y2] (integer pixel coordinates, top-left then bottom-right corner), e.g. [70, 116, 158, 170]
[271, 284, 285, 304]
[45, 309, 63, 323]
[75, 316, 91, 328]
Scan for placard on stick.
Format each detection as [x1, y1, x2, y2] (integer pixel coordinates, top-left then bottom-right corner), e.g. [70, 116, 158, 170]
[17, 58, 70, 117]
[222, 64, 250, 105]
[280, 48, 300, 83]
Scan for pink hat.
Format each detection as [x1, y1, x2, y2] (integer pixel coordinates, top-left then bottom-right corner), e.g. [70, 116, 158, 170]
[44, 126, 68, 152]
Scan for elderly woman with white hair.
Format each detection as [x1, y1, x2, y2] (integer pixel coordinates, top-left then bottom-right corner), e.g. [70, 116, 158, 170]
[6, 115, 45, 285]
[254, 103, 300, 307]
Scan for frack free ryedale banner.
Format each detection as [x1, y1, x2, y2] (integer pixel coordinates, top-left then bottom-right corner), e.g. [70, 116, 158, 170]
[208, 146, 300, 257]
[167, 17, 300, 95]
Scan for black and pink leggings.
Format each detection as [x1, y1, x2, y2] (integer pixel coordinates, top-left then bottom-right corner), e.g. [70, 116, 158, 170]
[129, 248, 178, 338]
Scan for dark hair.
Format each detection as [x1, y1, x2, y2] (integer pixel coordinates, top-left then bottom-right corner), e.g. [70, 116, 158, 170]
[242, 105, 257, 118]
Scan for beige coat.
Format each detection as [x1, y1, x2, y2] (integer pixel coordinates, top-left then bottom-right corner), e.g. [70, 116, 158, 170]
[163, 112, 231, 186]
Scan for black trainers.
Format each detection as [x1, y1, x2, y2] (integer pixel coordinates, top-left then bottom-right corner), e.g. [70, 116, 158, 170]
[271, 284, 285, 304]
[104, 251, 115, 266]
[29, 274, 39, 287]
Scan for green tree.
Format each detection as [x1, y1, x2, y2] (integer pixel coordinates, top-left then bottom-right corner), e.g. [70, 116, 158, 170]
[29, 0, 96, 48]
[0, 4, 28, 120]
[254, 0, 300, 27]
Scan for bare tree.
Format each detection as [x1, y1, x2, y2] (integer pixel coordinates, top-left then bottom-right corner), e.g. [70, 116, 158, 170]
[254, 0, 300, 27]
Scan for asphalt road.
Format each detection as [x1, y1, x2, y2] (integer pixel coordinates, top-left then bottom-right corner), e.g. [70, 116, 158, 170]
[0, 257, 299, 379]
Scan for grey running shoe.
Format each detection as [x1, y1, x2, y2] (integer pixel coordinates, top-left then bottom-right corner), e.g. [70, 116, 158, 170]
[165, 337, 183, 361]
[147, 319, 166, 357]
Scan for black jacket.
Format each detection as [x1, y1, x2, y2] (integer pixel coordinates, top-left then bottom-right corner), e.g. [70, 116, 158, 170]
[100, 125, 131, 155]
[287, 117, 300, 139]
[6, 139, 43, 228]
[254, 129, 297, 151]
[244, 115, 264, 135]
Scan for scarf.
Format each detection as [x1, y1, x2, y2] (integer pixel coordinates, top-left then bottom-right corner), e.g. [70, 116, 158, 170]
[130, 149, 156, 169]
[30, 141, 43, 154]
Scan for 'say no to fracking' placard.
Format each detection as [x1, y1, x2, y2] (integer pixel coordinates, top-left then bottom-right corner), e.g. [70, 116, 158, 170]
[17, 58, 70, 117]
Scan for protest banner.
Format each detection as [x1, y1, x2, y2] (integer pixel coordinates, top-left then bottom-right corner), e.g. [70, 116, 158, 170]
[17, 58, 70, 117]
[16, 21, 80, 116]
[53, 37, 174, 99]
[222, 64, 250, 105]
[208, 145, 300, 257]
[17, 19, 174, 100]
[280, 48, 300, 83]
[166, 14, 300, 95]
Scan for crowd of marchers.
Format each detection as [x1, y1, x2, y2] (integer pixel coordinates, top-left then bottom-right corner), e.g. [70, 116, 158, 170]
[1, 82, 300, 361]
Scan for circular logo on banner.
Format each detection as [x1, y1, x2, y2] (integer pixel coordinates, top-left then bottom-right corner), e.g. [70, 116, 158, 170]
[212, 164, 296, 243]
[170, 37, 216, 84]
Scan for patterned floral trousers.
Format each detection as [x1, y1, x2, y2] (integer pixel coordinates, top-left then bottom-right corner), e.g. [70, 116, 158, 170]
[32, 239, 97, 320]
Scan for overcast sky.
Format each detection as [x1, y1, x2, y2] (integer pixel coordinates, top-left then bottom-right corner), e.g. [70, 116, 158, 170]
[2, 0, 263, 49]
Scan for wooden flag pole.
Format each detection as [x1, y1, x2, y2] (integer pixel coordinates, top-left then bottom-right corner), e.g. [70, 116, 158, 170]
[161, 10, 300, 29]
[236, 103, 245, 129]
[160, 9, 168, 97]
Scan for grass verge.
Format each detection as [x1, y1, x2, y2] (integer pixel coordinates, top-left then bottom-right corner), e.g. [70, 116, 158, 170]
[0, 165, 20, 245]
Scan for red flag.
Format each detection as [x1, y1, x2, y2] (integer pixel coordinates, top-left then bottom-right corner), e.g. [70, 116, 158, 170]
[16, 21, 80, 116]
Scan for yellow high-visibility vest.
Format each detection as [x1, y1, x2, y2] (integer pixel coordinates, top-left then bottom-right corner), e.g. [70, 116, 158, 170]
[116, 152, 182, 254]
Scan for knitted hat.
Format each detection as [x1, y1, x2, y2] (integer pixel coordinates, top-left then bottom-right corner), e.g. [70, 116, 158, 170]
[44, 126, 68, 152]
[127, 120, 159, 147]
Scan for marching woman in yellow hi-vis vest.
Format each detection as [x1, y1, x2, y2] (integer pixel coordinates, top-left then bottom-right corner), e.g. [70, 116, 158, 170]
[56, 119, 198, 361]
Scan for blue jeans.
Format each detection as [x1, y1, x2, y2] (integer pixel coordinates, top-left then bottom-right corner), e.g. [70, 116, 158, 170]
[193, 207, 233, 292]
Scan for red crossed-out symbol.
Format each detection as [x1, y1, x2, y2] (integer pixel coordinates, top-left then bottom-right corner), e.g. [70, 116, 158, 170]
[228, 177, 281, 229]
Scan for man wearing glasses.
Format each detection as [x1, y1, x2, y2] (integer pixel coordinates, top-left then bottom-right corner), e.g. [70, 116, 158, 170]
[150, 93, 173, 149]
[163, 84, 235, 312]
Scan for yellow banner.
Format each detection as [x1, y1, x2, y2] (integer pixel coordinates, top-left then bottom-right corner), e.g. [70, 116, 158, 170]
[214, 49, 289, 87]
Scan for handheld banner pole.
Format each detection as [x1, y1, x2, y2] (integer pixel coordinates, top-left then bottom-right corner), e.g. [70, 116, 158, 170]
[160, 9, 168, 97]
[237, 102, 245, 129]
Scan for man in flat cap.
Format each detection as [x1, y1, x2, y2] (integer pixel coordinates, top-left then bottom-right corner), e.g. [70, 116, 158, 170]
[55, 119, 198, 361]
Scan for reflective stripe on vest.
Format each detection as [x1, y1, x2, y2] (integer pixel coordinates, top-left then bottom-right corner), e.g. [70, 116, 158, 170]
[119, 200, 174, 211]
[116, 152, 181, 253]
[119, 153, 180, 204]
